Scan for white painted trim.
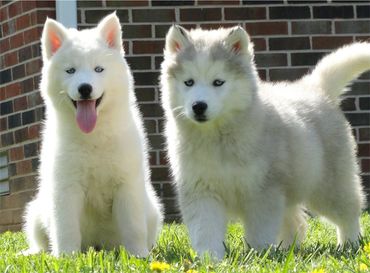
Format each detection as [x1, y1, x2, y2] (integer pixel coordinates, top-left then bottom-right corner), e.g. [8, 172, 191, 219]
[56, 0, 77, 28]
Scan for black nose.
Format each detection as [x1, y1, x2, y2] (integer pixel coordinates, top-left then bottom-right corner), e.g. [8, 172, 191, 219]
[192, 101, 208, 116]
[78, 83, 92, 99]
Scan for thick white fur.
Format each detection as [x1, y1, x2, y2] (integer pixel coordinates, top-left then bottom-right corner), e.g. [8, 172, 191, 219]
[161, 25, 368, 259]
[23, 13, 163, 257]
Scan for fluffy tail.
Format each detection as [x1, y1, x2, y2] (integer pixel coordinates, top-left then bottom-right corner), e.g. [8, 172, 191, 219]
[307, 42, 370, 100]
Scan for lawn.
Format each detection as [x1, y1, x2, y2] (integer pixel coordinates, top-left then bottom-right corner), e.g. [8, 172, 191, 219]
[1, 213, 370, 273]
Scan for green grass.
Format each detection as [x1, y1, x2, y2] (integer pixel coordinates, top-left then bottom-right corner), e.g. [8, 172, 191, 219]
[1, 213, 370, 273]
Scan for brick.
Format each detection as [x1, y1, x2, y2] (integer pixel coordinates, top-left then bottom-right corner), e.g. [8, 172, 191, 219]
[126, 56, 152, 71]
[345, 113, 370, 126]
[36, 10, 56, 24]
[21, 78, 35, 94]
[149, 151, 157, 165]
[255, 53, 287, 67]
[313, 6, 354, 19]
[269, 37, 310, 51]
[180, 8, 222, 22]
[224, 7, 266, 20]
[27, 92, 43, 107]
[0, 100, 13, 115]
[9, 32, 24, 49]
[14, 127, 29, 143]
[252, 38, 266, 51]
[16, 160, 33, 175]
[35, 0, 55, 8]
[269, 67, 309, 81]
[18, 46, 33, 62]
[287, 0, 326, 3]
[4, 82, 21, 99]
[155, 56, 164, 70]
[159, 151, 169, 166]
[199, 23, 236, 29]
[258, 69, 266, 81]
[148, 135, 165, 150]
[357, 5, 370, 18]
[359, 128, 370, 141]
[34, 107, 45, 122]
[106, 0, 149, 6]
[144, 119, 157, 134]
[25, 59, 41, 76]
[8, 1, 22, 17]
[8, 163, 16, 177]
[245, 22, 288, 36]
[335, 20, 370, 34]
[163, 198, 180, 216]
[122, 25, 151, 39]
[162, 183, 176, 198]
[358, 144, 370, 157]
[291, 21, 331, 35]
[4, 52, 18, 67]
[291, 52, 326, 66]
[242, 0, 283, 4]
[198, 0, 239, 4]
[31, 43, 41, 58]
[0, 69, 12, 85]
[12, 64, 26, 80]
[16, 14, 30, 31]
[134, 72, 160, 86]
[23, 27, 40, 44]
[1, 132, 14, 147]
[0, 118, 7, 131]
[362, 159, 370, 173]
[22, 110, 35, 125]
[0, 38, 10, 53]
[269, 6, 310, 19]
[9, 175, 38, 193]
[9, 146, 24, 162]
[8, 113, 21, 129]
[151, 167, 170, 181]
[133, 40, 164, 54]
[85, 10, 128, 24]
[22, 0, 36, 12]
[139, 103, 164, 117]
[340, 97, 356, 112]
[24, 142, 38, 158]
[28, 124, 41, 139]
[360, 97, 370, 110]
[132, 9, 175, 22]
[312, 36, 353, 50]
[77, 0, 102, 7]
[348, 82, 370, 96]
[135, 88, 156, 102]
[0, 190, 35, 210]
[152, 0, 194, 5]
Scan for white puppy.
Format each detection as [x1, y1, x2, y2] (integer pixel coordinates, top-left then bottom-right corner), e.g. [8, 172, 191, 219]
[23, 13, 163, 257]
[160, 25, 368, 259]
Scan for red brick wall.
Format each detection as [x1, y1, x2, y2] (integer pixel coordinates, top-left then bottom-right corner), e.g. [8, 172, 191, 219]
[1, 0, 369, 231]
[0, 0, 55, 231]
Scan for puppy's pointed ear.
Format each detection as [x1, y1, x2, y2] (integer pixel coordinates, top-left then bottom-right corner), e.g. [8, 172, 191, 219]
[165, 25, 191, 55]
[42, 18, 68, 60]
[97, 12, 123, 51]
[224, 26, 253, 55]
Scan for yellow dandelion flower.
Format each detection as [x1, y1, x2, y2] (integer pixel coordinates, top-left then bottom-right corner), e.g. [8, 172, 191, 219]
[311, 268, 326, 273]
[150, 261, 171, 272]
[186, 270, 198, 273]
[359, 263, 369, 271]
[364, 242, 370, 254]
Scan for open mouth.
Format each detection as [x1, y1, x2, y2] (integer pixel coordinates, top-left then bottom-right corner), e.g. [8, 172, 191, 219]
[71, 95, 103, 109]
[70, 95, 103, 134]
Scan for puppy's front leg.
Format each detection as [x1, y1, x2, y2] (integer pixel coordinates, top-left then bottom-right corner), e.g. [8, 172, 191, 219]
[181, 196, 227, 260]
[113, 183, 149, 257]
[49, 186, 84, 256]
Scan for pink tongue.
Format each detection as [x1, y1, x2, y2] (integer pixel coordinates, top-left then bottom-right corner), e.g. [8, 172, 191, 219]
[76, 100, 97, 133]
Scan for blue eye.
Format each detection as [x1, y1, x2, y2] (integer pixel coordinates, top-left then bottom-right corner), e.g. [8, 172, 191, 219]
[213, 79, 225, 87]
[184, 79, 194, 87]
[95, 66, 104, 73]
[66, 68, 76, 74]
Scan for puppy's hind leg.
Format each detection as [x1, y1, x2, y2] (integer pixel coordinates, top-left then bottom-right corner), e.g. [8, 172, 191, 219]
[277, 205, 307, 249]
[22, 200, 49, 254]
